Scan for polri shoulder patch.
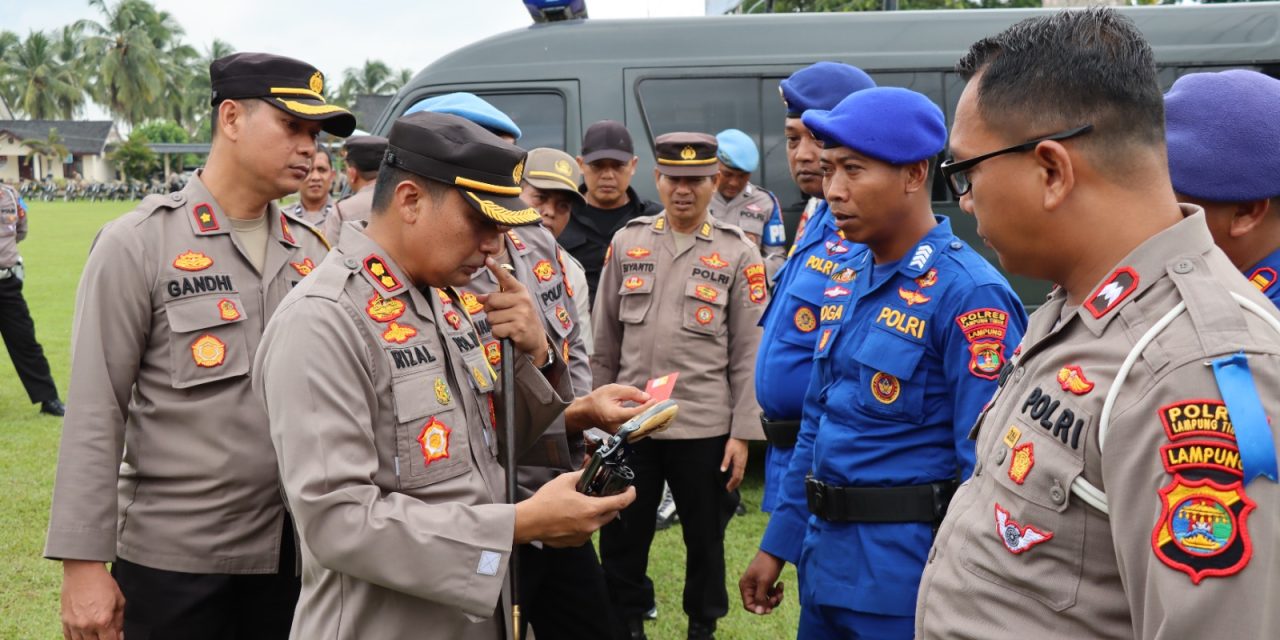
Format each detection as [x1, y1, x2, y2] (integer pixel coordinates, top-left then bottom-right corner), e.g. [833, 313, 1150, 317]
[1084, 266, 1138, 318]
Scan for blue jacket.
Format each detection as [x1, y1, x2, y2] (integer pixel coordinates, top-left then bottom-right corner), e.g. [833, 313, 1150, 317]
[1245, 246, 1280, 308]
[754, 201, 865, 511]
[760, 216, 1027, 617]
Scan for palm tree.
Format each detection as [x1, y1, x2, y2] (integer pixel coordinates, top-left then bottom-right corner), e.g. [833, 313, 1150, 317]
[338, 59, 396, 106]
[0, 30, 20, 117]
[52, 25, 90, 119]
[23, 127, 71, 179]
[185, 38, 235, 138]
[7, 30, 85, 119]
[77, 0, 169, 125]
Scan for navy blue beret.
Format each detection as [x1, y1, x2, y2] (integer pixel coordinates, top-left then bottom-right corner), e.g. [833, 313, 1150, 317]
[405, 92, 522, 141]
[802, 87, 946, 165]
[780, 62, 876, 118]
[1165, 69, 1280, 202]
[715, 129, 759, 172]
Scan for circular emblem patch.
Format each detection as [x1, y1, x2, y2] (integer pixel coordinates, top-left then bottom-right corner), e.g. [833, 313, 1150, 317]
[417, 418, 451, 466]
[191, 334, 226, 368]
[1171, 494, 1236, 556]
[794, 307, 816, 333]
[870, 372, 900, 404]
[695, 306, 714, 325]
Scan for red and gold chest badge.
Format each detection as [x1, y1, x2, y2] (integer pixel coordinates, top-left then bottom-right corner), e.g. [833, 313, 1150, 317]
[694, 285, 719, 303]
[1008, 442, 1034, 484]
[626, 247, 651, 259]
[382, 321, 417, 344]
[700, 252, 728, 269]
[366, 294, 405, 323]
[290, 257, 316, 276]
[995, 503, 1053, 554]
[279, 214, 296, 244]
[624, 276, 645, 290]
[363, 254, 403, 293]
[794, 307, 817, 333]
[1248, 267, 1276, 293]
[968, 341, 1004, 380]
[1057, 365, 1095, 396]
[744, 263, 767, 304]
[533, 259, 555, 282]
[555, 304, 572, 329]
[192, 203, 219, 232]
[817, 328, 833, 353]
[444, 310, 463, 331]
[556, 249, 575, 298]
[831, 267, 855, 285]
[562, 338, 570, 363]
[898, 268, 938, 307]
[436, 289, 453, 306]
[416, 417, 451, 466]
[461, 291, 484, 315]
[485, 340, 502, 366]
[1152, 475, 1255, 584]
[217, 298, 240, 322]
[870, 372, 900, 404]
[190, 334, 226, 368]
[434, 378, 451, 405]
[173, 250, 213, 272]
[695, 306, 714, 325]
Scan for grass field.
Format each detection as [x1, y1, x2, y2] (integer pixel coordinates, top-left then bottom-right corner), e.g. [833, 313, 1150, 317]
[0, 200, 799, 639]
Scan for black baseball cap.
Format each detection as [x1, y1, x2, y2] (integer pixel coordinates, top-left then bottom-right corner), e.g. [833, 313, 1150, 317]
[344, 136, 388, 172]
[210, 52, 356, 137]
[384, 112, 540, 226]
[580, 120, 635, 164]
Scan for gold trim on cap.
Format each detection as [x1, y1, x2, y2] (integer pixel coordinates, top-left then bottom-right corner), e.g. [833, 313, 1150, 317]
[455, 176, 522, 196]
[271, 87, 325, 101]
[273, 98, 350, 116]
[656, 157, 718, 166]
[526, 170, 578, 190]
[464, 191, 540, 225]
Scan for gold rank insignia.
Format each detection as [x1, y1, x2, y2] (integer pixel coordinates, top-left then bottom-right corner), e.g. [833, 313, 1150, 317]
[513, 159, 525, 183]
[382, 321, 417, 344]
[290, 258, 315, 276]
[699, 222, 712, 238]
[217, 298, 240, 322]
[680, 145, 697, 160]
[366, 294, 405, 323]
[279, 214, 296, 244]
[191, 334, 226, 368]
[507, 229, 527, 251]
[1248, 267, 1276, 293]
[699, 253, 728, 269]
[173, 250, 213, 272]
[472, 366, 487, 389]
[434, 378, 451, 405]
[363, 254, 403, 292]
[1002, 425, 1022, 448]
[534, 259, 555, 282]
[461, 291, 484, 315]
[309, 71, 324, 94]
[417, 418, 451, 466]
[654, 217, 666, 231]
[192, 203, 219, 232]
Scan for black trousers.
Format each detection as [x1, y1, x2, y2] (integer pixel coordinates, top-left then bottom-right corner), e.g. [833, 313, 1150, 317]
[0, 276, 58, 404]
[520, 540, 627, 640]
[599, 435, 738, 625]
[111, 517, 301, 640]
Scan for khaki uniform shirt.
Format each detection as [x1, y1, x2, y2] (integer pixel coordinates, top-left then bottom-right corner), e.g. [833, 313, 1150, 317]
[709, 183, 786, 281]
[562, 248, 593, 353]
[917, 210, 1280, 639]
[592, 213, 766, 441]
[254, 226, 572, 640]
[44, 173, 329, 573]
[322, 183, 374, 245]
[289, 197, 334, 228]
[0, 185, 26, 268]
[461, 226, 592, 497]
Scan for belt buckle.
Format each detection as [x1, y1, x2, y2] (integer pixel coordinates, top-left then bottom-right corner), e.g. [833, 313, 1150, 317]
[805, 476, 826, 515]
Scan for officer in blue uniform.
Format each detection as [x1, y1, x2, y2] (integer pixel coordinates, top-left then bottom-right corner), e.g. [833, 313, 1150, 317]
[740, 87, 1027, 639]
[753, 62, 876, 514]
[1164, 69, 1280, 308]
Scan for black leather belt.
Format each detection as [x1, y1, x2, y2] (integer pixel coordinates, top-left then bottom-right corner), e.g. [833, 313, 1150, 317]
[805, 476, 958, 524]
[760, 414, 800, 448]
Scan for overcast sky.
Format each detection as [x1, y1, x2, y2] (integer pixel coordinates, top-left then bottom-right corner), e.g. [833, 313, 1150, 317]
[10, 0, 708, 119]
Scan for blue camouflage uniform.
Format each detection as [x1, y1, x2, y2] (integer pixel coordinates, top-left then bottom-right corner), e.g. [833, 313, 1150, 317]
[754, 62, 876, 513]
[759, 86, 1028, 639]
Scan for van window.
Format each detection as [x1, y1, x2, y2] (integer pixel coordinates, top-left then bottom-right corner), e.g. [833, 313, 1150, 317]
[637, 77, 762, 145]
[454, 92, 568, 151]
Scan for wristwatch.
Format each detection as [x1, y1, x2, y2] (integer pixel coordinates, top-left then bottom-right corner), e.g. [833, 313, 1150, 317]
[536, 336, 557, 373]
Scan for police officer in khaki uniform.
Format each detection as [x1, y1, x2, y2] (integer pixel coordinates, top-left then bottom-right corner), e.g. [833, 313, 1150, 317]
[593, 133, 766, 640]
[522, 146, 594, 352]
[255, 111, 636, 640]
[708, 129, 786, 281]
[0, 184, 64, 416]
[45, 52, 354, 639]
[918, 9, 1280, 638]
[321, 135, 386, 244]
[289, 146, 336, 226]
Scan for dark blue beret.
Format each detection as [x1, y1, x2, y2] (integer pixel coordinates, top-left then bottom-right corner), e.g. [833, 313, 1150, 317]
[1165, 69, 1280, 202]
[780, 62, 876, 118]
[802, 87, 946, 165]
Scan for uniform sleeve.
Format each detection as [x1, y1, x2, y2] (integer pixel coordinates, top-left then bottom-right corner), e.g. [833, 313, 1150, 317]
[940, 284, 1028, 479]
[44, 222, 151, 562]
[759, 359, 824, 564]
[590, 241, 623, 388]
[15, 197, 28, 242]
[255, 297, 517, 618]
[761, 190, 787, 283]
[729, 245, 767, 440]
[321, 205, 343, 246]
[1101, 352, 1280, 639]
[567, 257, 594, 354]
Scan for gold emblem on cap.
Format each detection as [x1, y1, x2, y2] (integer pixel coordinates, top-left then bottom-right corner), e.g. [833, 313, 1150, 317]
[309, 71, 324, 94]
[554, 159, 572, 176]
[680, 145, 697, 161]
[512, 159, 525, 184]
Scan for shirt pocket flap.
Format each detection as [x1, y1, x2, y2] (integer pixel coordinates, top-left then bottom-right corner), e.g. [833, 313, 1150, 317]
[391, 368, 452, 424]
[166, 294, 247, 332]
[543, 302, 575, 339]
[684, 280, 728, 307]
[852, 326, 925, 380]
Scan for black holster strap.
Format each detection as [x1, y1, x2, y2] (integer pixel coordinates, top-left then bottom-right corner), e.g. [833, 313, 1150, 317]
[805, 477, 958, 524]
[760, 415, 800, 448]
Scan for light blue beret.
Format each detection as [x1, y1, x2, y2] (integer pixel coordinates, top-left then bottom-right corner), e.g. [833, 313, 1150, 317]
[404, 92, 522, 141]
[715, 129, 760, 173]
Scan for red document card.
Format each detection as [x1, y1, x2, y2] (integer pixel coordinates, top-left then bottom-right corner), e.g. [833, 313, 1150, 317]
[644, 372, 679, 402]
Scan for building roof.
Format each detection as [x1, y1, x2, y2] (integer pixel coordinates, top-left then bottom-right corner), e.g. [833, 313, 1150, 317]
[0, 120, 118, 155]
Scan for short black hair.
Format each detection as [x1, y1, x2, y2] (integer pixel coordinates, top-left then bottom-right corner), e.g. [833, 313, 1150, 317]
[371, 165, 451, 213]
[956, 8, 1164, 167]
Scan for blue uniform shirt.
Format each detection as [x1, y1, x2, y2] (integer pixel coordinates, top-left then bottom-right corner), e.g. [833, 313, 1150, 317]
[754, 200, 865, 511]
[760, 216, 1027, 617]
[1245, 246, 1280, 308]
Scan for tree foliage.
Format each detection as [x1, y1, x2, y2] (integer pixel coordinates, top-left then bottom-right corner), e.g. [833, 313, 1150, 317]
[108, 132, 157, 180]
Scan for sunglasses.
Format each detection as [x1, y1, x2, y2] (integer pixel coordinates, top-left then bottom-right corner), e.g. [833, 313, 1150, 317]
[940, 124, 1093, 198]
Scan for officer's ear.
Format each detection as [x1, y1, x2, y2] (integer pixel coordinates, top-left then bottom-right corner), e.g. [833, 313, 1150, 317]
[901, 159, 929, 195]
[1228, 198, 1273, 239]
[394, 178, 428, 224]
[1032, 140, 1075, 212]
[627, 157, 638, 177]
[215, 99, 249, 142]
[653, 168, 663, 190]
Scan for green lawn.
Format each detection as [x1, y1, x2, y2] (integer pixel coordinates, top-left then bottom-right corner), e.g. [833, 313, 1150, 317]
[0, 200, 799, 639]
